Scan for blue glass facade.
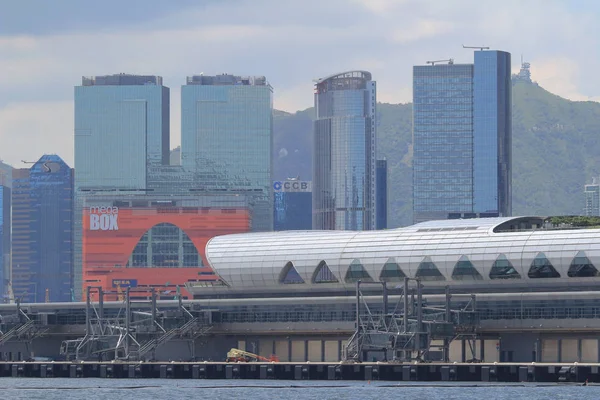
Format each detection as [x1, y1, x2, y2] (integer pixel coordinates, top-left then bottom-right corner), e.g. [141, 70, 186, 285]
[273, 180, 312, 231]
[413, 51, 512, 223]
[413, 64, 474, 223]
[181, 75, 273, 231]
[0, 162, 11, 301]
[474, 50, 512, 216]
[376, 159, 387, 229]
[313, 71, 376, 230]
[74, 75, 170, 190]
[11, 155, 73, 303]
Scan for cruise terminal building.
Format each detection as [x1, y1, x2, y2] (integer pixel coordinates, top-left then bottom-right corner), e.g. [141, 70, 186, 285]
[138, 216, 600, 364]
[3, 216, 600, 364]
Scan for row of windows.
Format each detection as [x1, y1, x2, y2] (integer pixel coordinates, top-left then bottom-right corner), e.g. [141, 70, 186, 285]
[278, 251, 599, 285]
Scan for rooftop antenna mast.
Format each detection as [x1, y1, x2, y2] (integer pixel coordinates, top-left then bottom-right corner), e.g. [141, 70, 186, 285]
[462, 45, 490, 51]
[426, 59, 454, 65]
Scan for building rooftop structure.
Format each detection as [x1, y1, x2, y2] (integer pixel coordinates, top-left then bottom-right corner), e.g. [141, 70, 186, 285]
[314, 70, 372, 84]
[185, 74, 268, 86]
[81, 74, 163, 86]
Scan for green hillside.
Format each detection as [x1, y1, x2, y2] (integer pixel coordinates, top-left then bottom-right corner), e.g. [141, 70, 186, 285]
[273, 80, 600, 228]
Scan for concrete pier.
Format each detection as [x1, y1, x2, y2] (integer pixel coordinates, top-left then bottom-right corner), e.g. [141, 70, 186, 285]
[0, 361, 599, 382]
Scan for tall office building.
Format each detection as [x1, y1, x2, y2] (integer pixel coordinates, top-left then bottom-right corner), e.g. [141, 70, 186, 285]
[376, 159, 388, 230]
[313, 71, 376, 230]
[73, 73, 170, 299]
[74, 74, 170, 189]
[0, 161, 12, 301]
[273, 178, 312, 231]
[584, 178, 600, 216]
[181, 74, 273, 231]
[413, 50, 511, 223]
[11, 155, 73, 303]
[473, 51, 512, 219]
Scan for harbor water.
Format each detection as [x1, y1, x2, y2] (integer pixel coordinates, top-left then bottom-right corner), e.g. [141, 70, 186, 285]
[1, 379, 598, 399]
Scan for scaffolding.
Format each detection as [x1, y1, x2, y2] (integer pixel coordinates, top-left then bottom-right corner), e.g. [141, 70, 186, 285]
[60, 286, 211, 361]
[343, 278, 478, 363]
[0, 299, 48, 351]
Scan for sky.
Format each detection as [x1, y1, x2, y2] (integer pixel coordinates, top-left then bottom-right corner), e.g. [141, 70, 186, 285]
[1, 0, 600, 167]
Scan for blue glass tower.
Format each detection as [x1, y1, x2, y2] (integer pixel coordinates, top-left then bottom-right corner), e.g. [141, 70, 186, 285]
[0, 161, 12, 302]
[181, 74, 273, 231]
[412, 50, 511, 223]
[313, 71, 377, 230]
[474, 50, 512, 217]
[376, 159, 387, 229]
[74, 74, 170, 190]
[273, 179, 312, 231]
[11, 155, 74, 303]
[413, 63, 474, 223]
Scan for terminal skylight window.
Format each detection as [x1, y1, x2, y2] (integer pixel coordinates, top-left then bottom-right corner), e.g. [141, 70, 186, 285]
[528, 252, 560, 278]
[312, 261, 339, 283]
[127, 223, 202, 268]
[415, 256, 445, 281]
[379, 258, 407, 282]
[452, 255, 483, 281]
[345, 259, 374, 283]
[279, 262, 305, 284]
[567, 251, 599, 277]
[489, 254, 521, 279]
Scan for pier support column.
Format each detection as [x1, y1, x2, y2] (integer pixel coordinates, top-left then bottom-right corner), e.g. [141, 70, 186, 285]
[558, 339, 562, 363]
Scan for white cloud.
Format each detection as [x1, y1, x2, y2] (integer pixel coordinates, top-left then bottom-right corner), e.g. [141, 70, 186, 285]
[392, 19, 455, 43]
[352, 0, 411, 14]
[0, 0, 600, 162]
[532, 58, 600, 103]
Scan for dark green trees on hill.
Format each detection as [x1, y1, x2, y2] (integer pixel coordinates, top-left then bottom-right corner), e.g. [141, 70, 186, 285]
[273, 80, 600, 228]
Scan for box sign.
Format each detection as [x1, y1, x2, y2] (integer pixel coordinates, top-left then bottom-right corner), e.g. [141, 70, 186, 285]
[89, 206, 119, 231]
[273, 180, 312, 193]
[112, 279, 137, 288]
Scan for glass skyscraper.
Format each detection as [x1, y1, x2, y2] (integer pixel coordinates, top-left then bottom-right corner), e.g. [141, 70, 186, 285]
[74, 74, 170, 189]
[412, 50, 511, 223]
[313, 71, 376, 231]
[473, 51, 512, 217]
[73, 74, 170, 298]
[181, 74, 273, 231]
[11, 155, 73, 303]
[0, 161, 12, 302]
[376, 159, 387, 230]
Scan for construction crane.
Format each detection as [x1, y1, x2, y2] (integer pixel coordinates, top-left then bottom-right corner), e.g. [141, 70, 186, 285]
[226, 348, 280, 363]
[462, 45, 489, 51]
[426, 59, 454, 65]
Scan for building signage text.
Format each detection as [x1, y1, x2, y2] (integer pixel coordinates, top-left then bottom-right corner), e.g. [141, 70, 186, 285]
[89, 206, 119, 231]
[273, 181, 312, 193]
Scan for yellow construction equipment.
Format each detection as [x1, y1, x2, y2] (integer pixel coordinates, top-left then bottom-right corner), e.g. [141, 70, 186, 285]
[226, 348, 279, 362]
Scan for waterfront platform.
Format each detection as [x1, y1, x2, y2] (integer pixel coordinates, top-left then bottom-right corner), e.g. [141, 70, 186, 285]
[1, 361, 600, 383]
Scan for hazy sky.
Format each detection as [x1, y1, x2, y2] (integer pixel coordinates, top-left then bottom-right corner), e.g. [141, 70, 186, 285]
[1, 0, 599, 167]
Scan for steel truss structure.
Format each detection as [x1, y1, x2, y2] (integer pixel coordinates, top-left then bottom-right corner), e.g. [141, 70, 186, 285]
[0, 299, 49, 356]
[60, 287, 211, 361]
[344, 278, 479, 362]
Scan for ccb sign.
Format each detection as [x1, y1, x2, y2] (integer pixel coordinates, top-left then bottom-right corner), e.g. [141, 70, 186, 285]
[273, 180, 311, 193]
[89, 206, 119, 231]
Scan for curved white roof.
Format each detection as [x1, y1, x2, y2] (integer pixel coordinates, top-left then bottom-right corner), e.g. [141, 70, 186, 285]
[193, 216, 600, 294]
